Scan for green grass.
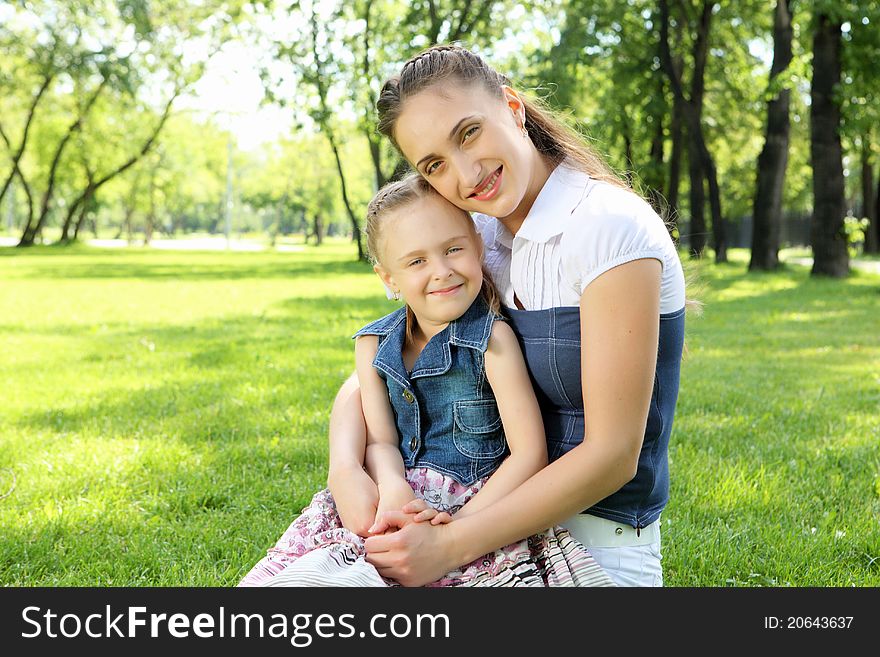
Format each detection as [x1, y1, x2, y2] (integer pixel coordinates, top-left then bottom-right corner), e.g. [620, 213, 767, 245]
[0, 244, 877, 586]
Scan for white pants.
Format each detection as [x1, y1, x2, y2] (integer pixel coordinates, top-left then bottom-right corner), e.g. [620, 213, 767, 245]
[562, 514, 663, 587]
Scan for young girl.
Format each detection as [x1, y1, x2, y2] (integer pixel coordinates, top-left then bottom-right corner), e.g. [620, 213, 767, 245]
[238, 175, 614, 587]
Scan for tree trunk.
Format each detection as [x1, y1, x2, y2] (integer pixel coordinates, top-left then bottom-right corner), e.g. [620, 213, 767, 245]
[646, 104, 666, 220]
[72, 198, 88, 241]
[686, 130, 707, 258]
[750, 0, 793, 271]
[144, 163, 158, 246]
[0, 73, 53, 206]
[704, 148, 726, 262]
[325, 131, 364, 259]
[809, 13, 848, 277]
[73, 185, 97, 240]
[359, 2, 388, 191]
[313, 213, 324, 246]
[667, 93, 684, 241]
[659, 0, 722, 260]
[19, 78, 107, 246]
[308, 7, 365, 260]
[61, 167, 94, 242]
[869, 171, 880, 254]
[861, 146, 877, 254]
[622, 129, 634, 186]
[15, 171, 35, 244]
[125, 204, 135, 244]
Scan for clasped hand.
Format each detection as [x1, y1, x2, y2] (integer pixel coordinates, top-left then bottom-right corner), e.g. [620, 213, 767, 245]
[369, 498, 452, 534]
[363, 499, 459, 587]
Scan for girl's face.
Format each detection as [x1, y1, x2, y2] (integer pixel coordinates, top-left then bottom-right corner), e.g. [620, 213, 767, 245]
[375, 194, 484, 336]
[393, 82, 548, 231]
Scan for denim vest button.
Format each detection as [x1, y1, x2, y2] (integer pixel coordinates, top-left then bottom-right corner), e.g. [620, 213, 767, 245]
[402, 389, 414, 403]
[409, 437, 418, 451]
[615, 527, 623, 535]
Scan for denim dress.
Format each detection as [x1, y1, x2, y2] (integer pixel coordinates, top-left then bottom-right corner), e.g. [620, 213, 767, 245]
[352, 295, 508, 487]
[504, 305, 685, 530]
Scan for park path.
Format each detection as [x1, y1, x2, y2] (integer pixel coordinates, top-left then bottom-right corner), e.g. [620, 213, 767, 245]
[783, 256, 880, 275]
[0, 236, 303, 252]
[1, 236, 876, 273]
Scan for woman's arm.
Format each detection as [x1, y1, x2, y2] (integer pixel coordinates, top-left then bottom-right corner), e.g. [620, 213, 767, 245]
[355, 336, 416, 517]
[451, 321, 547, 520]
[364, 259, 662, 585]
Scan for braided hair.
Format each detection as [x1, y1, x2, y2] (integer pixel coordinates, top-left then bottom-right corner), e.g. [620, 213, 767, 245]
[377, 44, 626, 189]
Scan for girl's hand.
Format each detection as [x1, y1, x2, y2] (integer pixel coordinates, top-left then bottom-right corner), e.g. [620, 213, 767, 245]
[398, 499, 452, 525]
[371, 481, 416, 534]
[329, 466, 379, 538]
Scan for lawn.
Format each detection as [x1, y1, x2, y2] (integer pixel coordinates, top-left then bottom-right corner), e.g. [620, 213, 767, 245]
[0, 242, 877, 586]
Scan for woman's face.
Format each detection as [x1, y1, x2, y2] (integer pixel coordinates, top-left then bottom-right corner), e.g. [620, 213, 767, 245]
[393, 82, 544, 228]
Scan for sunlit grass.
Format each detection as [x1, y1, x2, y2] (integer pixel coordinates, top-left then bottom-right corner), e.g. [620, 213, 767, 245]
[1, 244, 878, 586]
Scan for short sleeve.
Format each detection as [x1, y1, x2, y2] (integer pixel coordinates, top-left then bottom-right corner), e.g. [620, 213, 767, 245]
[471, 212, 496, 248]
[559, 184, 674, 299]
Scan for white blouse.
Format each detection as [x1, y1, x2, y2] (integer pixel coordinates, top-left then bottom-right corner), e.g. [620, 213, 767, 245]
[473, 164, 686, 314]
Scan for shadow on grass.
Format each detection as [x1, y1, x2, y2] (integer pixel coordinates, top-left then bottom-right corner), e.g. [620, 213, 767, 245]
[10, 256, 371, 280]
[12, 295, 393, 439]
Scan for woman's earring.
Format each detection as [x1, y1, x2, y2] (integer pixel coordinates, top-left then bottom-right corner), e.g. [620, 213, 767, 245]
[520, 119, 528, 138]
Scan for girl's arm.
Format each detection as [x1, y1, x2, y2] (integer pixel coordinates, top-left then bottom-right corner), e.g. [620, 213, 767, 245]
[450, 321, 547, 521]
[326, 371, 379, 537]
[364, 259, 662, 586]
[354, 336, 416, 518]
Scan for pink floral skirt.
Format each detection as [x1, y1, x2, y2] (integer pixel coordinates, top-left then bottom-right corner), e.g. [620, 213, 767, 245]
[238, 467, 615, 587]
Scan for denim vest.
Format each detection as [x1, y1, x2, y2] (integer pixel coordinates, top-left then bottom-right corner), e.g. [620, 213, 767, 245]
[352, 296, 508, 486]
[504, 305, 685, 529]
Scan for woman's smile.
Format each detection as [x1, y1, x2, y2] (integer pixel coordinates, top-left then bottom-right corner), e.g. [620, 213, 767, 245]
[469, 166, 503, 201]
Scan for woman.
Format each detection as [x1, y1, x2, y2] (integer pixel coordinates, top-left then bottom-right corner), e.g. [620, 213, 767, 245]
[330, 44, 686, 587]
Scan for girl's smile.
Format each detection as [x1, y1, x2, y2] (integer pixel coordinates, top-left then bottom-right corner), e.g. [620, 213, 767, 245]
[429, 283, 464, 295]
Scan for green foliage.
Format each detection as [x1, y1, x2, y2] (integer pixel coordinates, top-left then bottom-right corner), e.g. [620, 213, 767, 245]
[2, 1, 880, 256]
[843, 214, 869, 256]
[0, 0, 250, 241]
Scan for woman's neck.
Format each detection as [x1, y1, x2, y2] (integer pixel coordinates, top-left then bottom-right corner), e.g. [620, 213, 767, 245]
[498, 153, 555, 235]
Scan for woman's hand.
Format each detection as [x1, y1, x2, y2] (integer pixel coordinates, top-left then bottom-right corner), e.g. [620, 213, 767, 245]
[328, 466, 379, 538]
[364, 512, 462, 586]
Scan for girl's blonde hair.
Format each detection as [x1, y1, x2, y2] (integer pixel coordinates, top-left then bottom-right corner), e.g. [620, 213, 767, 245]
[366, 174, 503, 345]
[377, 44, 628, 190]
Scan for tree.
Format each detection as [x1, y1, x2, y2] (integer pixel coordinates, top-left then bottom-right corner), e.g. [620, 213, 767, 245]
[749, 0, 794, 271]
[258, 0, 512, 260]
[809, 9, 848, 276]
[659, 0, 727, 261]
[0, 0, 244, 246]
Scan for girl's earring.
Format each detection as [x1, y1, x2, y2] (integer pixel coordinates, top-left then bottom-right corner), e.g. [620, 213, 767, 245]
[393, 291, 401, 301]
